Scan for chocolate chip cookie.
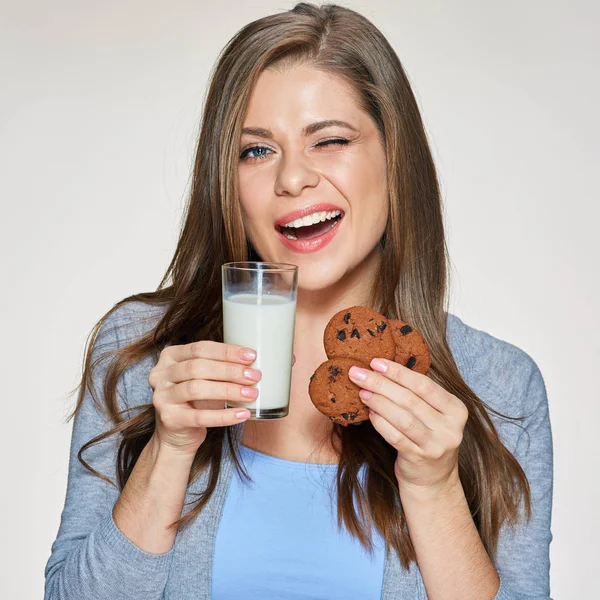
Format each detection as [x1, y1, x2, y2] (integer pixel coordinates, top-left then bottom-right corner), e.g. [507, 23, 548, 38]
[308, 357, 370, 426]
[323, 306, 395, 363]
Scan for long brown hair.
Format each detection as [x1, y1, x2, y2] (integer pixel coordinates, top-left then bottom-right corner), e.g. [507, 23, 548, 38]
[69, 2, 530, 569]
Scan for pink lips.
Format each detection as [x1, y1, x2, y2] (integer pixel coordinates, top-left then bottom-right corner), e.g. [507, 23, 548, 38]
[274, 203, 345, 254]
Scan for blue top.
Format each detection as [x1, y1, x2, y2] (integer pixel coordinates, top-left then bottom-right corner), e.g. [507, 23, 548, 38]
[212, 444, 386, 599]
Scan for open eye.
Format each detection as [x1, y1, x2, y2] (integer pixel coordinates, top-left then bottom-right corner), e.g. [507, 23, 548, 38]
[240, 146, 273, 160]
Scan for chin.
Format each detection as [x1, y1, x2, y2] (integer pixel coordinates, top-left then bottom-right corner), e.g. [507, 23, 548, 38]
[295, 261, 349, 293]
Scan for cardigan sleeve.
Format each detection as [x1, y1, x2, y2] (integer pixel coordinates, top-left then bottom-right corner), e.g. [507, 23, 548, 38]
[44, 308, 174, 600]
[492, 358, 554, 600]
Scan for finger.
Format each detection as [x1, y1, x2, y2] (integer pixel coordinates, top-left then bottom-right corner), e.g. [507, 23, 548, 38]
[180, 406, 252, 428]
[162, 340, 257, 366]
[355, 371, 440, 428]
[166, 358, 262, 386]
[349, 366, 440, 427]
[163, 378, 259, 404]
[368, 409, 421, 455]
[369, 358, 454, 414]
[361, 393, 430, 446]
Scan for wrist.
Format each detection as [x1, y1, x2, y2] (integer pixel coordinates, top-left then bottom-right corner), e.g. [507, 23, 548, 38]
[149, 432, 199, 465]
[398, 467, 462, 504]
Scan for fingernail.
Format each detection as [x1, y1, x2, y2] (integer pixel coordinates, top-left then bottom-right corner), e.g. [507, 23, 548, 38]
[243, 368, 261, 381]
[370, 358, 388, 373]
[236, 410, 251, 419]
[349, 366, 367, 381]
[240, 348, 257, 361]
[241, 386, 258, 398]
[359, 389, 373, 401]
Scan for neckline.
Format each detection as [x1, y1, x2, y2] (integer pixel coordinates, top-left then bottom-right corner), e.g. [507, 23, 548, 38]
[239, 444, 339, 469]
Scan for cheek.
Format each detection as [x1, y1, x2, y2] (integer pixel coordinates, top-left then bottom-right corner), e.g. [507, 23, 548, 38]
[238, 170, 273, 228]
[329, 152, 388, 223]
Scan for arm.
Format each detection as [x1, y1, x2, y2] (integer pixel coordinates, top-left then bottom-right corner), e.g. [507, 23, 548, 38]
[112, 432, 195, 554]
[350, 355, 553, 600]
[399, 470, 500, 599]
[490, 362, 553, 598]
[44, 311, 192, 599]
[399, 360, 553, 600]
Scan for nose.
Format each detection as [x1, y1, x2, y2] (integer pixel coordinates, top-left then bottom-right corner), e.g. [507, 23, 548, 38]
[274, 152, 320, 197]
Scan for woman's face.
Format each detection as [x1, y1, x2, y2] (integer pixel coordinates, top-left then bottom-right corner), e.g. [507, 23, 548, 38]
[238, 64, 388, 292]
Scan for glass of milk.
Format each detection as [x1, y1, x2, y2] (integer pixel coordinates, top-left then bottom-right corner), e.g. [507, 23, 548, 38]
[222, 262, 298, 419]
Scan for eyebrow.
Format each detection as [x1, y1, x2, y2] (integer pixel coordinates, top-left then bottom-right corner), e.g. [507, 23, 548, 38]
[241, 119, 358, 139]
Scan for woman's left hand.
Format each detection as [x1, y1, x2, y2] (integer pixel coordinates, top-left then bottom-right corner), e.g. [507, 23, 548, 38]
[348, 358, 469, 492]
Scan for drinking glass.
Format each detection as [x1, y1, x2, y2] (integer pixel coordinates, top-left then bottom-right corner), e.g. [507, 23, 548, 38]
[221, 261, 298, 419]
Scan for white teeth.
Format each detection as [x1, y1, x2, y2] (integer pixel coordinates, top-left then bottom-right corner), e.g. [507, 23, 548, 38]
[283, 230, 297, 240]
[310, 211, 326, 225]
[283, 209, 342, 229]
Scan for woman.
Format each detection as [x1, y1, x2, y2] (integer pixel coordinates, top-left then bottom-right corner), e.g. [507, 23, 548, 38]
[44, 3, 553, 599]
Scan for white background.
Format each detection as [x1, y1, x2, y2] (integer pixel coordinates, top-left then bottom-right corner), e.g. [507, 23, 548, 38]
[1, 1, 598, 597]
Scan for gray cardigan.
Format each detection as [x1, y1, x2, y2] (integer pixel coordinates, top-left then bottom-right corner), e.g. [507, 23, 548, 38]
[44, 302, 553, 599]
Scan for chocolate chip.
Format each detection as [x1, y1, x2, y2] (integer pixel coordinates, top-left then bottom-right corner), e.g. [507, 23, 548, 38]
[400, 325, 413, 335]
[330, 397, 336, 403]
[351, 328, 360, 339]
[343, 312, 351, 324]
[340, 411, 358, 421]
[310, 373, 315, 382]
[336, 330, 346, 341]
[328, 366, 340, 377]
[406, 356, 417, 369]
[377, 321, 387, 333]
[367, 329, 376, 337]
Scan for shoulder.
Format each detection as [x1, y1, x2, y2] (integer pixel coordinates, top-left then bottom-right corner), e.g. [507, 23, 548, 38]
[445, 312, 549, 450]
[94, 301, 170, 407]
[98, 300, 169, 346]
[445, 312, 543, 398]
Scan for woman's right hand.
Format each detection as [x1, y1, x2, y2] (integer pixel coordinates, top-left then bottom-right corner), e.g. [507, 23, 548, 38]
[148, 341, 261, 456]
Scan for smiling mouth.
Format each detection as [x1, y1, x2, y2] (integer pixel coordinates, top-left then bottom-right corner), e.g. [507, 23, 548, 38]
[276, 212, 344, 241]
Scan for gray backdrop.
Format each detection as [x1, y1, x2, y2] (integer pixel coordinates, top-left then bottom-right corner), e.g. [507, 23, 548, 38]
[1, 1, 598, 597]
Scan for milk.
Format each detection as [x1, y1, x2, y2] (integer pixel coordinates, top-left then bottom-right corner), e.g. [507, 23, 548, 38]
[222, 293, 296, 417]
